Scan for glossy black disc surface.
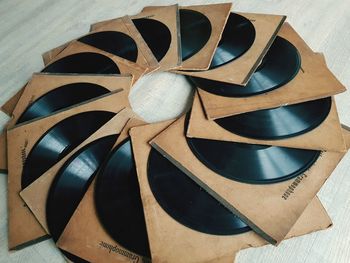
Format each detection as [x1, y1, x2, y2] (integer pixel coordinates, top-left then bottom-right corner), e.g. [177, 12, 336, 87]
[133, 18, 171, 62]
[47, 135, 118, 242]
[95, 139, 151, 258]
[147, 148, 250, 235]
[209, 13, 255, 69]
[78, 31, 138, 62]
[21, 111, 115, 189]
[179, 9, 212, 61]
[16, 83, 109, 124]
[190, 36, 301, 97]
[42, 52, 120, 74]
[187, 137, 320, 184]
[215, 97, 332, 140]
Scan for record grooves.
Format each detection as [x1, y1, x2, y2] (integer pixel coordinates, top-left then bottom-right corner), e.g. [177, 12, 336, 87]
[47, 135, 118, 263]
[132, 18, 172, 62]
[185, 114, 320, 184]
[147, 148, 250, 235]
[190, 36, 301, 97]
[215, 97, 332, 140]
[16, 82, 109, 124]
[94, 139, 151, 258]
[21, 111, 115, 189]
[78, 31, 138, 62]
[42, 52, 120, 74]
[179, 9, 212, 61]
[209, 13, 256, 69]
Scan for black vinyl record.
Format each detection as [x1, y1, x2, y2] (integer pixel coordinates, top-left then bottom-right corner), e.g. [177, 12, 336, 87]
[186, 111, 320, 184]
[16, 82, 109, 124]
[46, 135, 118, 241]
[209, 12, 255, 69]
[215, 97, 332, 140]
[21, 111, 115, 189]
[190, 36, 301, 97]
[147, 148, 250, 235]
[132, 18, 171, 62]
[179, 9, 212, 61]
[42, 52, 120, 74]
[78, 31, 138, 62]
[94, 139, 151, 258]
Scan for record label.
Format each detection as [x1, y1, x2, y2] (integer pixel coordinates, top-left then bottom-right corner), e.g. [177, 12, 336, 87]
[16, 83, 109, 124]
[215, 97, 332, 140]
[147, 147, 250, 235]
[133, 18, 171, 62]
[21, 111, 115, 189]
[78, 31, 138, 62]
[190, 36, 301, 97]
[179, 9, 212, 61]
[94, 139, 151, 258]
[42, 52, 120, 74]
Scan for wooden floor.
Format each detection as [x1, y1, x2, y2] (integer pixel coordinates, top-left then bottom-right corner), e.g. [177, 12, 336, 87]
[0, 0, 349, 262]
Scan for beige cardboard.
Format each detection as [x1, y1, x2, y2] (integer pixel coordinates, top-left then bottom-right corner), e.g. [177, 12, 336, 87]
[1, 87, 25, 116]
[8, 73, 133, 128]
[144, 3, 232, 71]
[56, 118, 147, 262]
[151, 116, 345, 245]
[45, 41, 146, 85]
[198, 23, 346, 119]
[131, 5, 181, 71]
[42, 16, 159, 73]
[175, 12, 285, 85]
[187, 92, 347, 152]
[130, 122, 332, 263]
[19, 108, 136, 233]
[6, 91, 128, 249]
[342, 124, 350, 148]
[0, 133, 6, 172]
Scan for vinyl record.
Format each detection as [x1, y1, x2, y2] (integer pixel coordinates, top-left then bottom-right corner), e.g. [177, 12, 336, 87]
[186, 111, 320, 184]
[209, 12, 255, 69]
[46, 135, 118, 241]
[215, 97, 332, 140]
[179, 9, 212, 61]
[94, 139, 151, 258]
[42, 52, 120, 74]
[147, 148, 250, 235]
[78, 31, 138, 62]
[16, 83, 109, 124]
[21, 111, 115, 189]
[190, 36, 301, 97]
[133, 18, 171, 62]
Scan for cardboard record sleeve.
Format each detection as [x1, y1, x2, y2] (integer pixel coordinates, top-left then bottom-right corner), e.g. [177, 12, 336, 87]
[176, 12, 285, 85]
[150, 116, 347, 245]
[129, 121, 332, 263]
[131, 5, 181, 71]
[42, 16, 159, 73]
[144, 3, 232, 71]
[56, 118, 148, 262]
[19, 108, 136, 234]
[187, 92, 347, 152]
[6, 90, 129, 250]
[198, 23, 346, 120]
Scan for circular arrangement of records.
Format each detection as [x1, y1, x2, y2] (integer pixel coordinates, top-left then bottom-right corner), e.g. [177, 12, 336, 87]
[4, 3, 344, 263]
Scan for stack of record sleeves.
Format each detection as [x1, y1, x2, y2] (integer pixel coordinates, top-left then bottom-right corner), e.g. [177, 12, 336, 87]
[1, 3, 349, 263]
